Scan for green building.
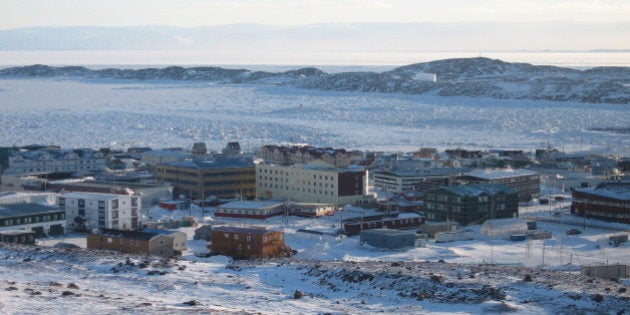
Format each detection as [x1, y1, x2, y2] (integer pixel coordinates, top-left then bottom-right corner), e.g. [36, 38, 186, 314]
[424, 184, 519, 226]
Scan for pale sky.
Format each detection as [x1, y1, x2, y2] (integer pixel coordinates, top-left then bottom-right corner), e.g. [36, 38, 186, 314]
[1, 0, 629, 30]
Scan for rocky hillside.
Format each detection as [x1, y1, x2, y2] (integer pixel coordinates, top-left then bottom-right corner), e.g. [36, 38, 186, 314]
[1, 58, 628, 104]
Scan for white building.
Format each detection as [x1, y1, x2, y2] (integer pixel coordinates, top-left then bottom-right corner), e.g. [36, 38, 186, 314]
[4, 148, 106, 176]
[373, 168, 468, 194]
[0, 203, 67, 237]
[256, 162, 376, 206]
[215, 200, 285, 219]
[59, 192, 141, 231]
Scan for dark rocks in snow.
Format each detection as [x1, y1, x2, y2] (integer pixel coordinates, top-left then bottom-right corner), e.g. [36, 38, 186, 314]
[67, 283, 80, 289]
[293, 290, 304, 299]
[61, 291, 76, 296]
[182, 300, 202, 306]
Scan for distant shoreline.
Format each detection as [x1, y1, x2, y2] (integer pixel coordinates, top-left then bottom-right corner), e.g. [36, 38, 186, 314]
[2, 50, 630, 70]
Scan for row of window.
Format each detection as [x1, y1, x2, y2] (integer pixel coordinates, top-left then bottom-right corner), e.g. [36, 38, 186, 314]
[2, 213, 65, 226]
[260, 183, 335, 196]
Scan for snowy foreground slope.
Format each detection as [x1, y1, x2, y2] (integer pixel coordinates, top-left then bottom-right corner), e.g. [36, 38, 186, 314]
[0, 78, 628, 154]
[1, 244, 628, 315]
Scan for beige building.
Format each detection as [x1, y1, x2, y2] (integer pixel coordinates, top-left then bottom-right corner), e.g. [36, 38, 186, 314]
[255, 161, 376, 206]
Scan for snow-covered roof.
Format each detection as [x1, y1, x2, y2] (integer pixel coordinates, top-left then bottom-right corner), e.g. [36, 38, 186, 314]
[464, 168, 538, 180]
[217, 200, 284, 210]
[575, 181, 630, 201]
[166, 157, 254, 170]
[60, 192, 123, 200]
[0, 203, 62, 218]
[360, 229, 415, 237]
[441, 184, 516, 197]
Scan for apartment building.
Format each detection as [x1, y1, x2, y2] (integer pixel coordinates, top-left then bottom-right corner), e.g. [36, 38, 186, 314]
[59, 192, 140, 231]
[458, 168, 540, 202]
[155, 158, 256, 200]
[255, 161, 376, 206]
[424, 184, 519, 226]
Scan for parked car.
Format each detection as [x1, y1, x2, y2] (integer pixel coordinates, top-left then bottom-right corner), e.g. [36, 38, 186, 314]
[566, 229, 582, 235]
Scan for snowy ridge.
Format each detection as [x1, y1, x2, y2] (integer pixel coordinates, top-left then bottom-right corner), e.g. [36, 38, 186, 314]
[1, 57, 628, 104]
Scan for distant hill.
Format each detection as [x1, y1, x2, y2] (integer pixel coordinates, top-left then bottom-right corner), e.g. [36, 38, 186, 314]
[1, 57, 628, 104]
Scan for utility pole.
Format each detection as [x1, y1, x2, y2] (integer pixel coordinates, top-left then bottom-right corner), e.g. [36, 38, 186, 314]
[542, 240, 546, 266]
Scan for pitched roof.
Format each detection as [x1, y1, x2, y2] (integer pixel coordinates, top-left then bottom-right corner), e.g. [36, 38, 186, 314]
[90, 228, 162, 240]
[212, 226, 279, 235]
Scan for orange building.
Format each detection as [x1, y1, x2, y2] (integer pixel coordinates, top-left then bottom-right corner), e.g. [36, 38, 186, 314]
[210, 226, 292, 259]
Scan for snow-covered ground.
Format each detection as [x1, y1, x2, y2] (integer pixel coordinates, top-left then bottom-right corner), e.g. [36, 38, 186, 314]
[0, 78, 628, 154]
[1, 202, 628, 314]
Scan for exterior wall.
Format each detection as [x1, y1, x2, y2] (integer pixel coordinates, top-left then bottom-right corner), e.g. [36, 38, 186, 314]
[0, 231, 36, 244]
[259, 145, 351, 168]
[60, 193, 140, 231]
[255, 163, 375, 206]
[581, 265, 629, 280]
[155, 164, 256, 200]
[87, 233, 175, 258]
[373, 171, 454, 194]
[460, 173, 540, 202]
[210, 229, 288, 259]
[571, 190, 630, 224]
[5, 149, 106, 176]
[0, 211, 66, 237]
[343, 216, 424, 236]
[288, 203, 335, 217]
[214, 205, 284, 219]
[360, 230, 416, 249]
[424, 189, 519, 226]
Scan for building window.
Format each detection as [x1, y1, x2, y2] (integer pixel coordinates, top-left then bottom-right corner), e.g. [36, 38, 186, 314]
[224, 233, 229, 239]
[107, 238, 113, 243]
[246, 235, 251, 242]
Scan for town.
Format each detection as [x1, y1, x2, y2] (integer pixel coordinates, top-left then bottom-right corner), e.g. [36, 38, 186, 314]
[0, 141, 627, 277]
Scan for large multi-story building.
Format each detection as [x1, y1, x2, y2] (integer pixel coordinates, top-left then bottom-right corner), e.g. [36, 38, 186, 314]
[155, 158, 256, 200]
[3, 147, 106, 176]
[424, 184, 519, 226]
[0, 203, 66, 237]
[571, 181, 630, 224]
[373, 168, 468, 195]
[457, 168, 540, 202]
[59, 192, 140, 231]
[255, 162, 376, 206]
[259, 145, 353, 168]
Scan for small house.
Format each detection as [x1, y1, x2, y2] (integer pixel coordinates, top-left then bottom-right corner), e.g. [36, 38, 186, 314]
[214, 201, 285, 219]
[481, 218, 528, 237]
[140, 228, 187, 255]
[210, 226, 292, 259]
[288, 203, 334, 217]
[420, 221, 459, 238]
[87, 229, 179, 258]
[360, 229, 417, 249]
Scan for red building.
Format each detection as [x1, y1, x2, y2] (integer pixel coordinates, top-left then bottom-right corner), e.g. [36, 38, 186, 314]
[210, 226, 292, 259]
[571, 181, 630, 224]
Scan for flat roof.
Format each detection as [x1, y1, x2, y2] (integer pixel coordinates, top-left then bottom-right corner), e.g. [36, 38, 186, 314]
[212, 226, 279, 235]
[375, 168, 470, 178]
[440, 184, 516, 197]
[575, 181, 630, 201]
[166, 157, 254, 170]
[0, 203, 62, 218]
[361, 229, 415, 236]
[60, 192, 122, 200]
[464, 168, 539, 180]
[217, 201, 284, 210]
